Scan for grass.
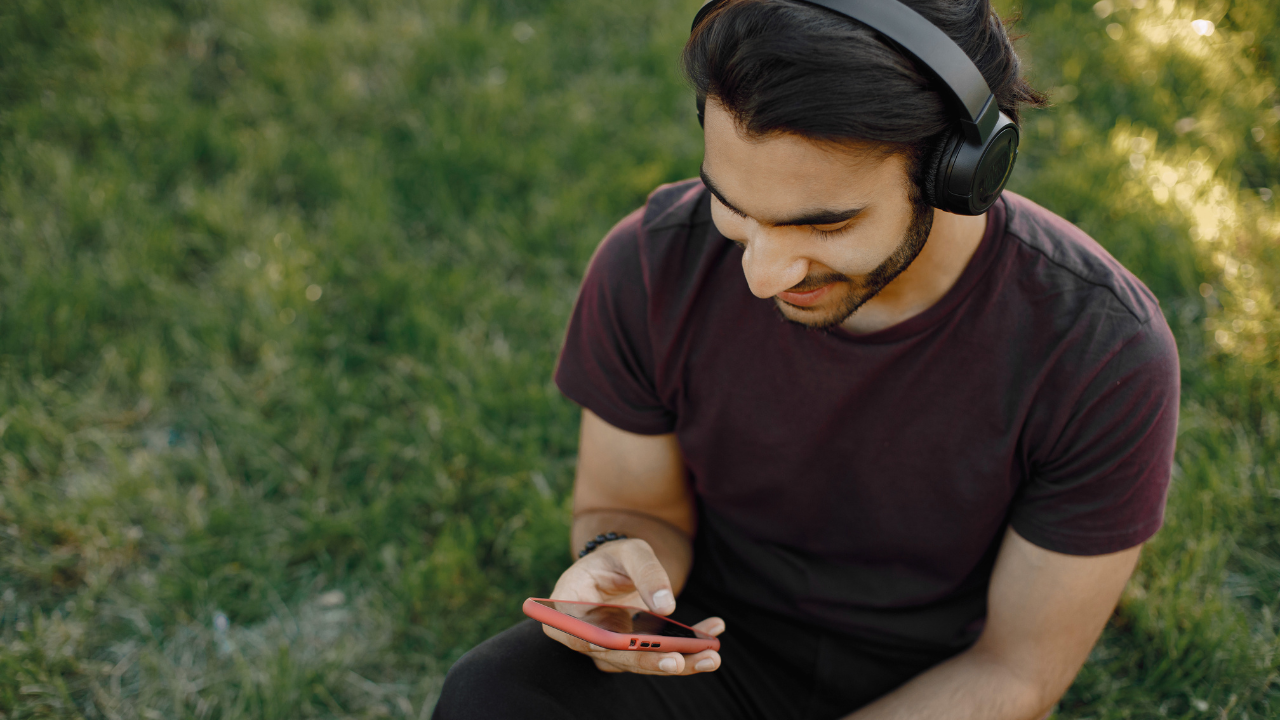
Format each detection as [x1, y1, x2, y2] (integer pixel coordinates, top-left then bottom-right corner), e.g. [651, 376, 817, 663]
[0, 0, 1276, 717]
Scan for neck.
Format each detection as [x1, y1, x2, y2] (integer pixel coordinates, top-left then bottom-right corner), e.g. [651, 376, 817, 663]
[839, 208, 988, 335]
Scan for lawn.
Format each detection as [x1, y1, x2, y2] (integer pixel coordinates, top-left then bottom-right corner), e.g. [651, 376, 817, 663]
[0, 0, 1277, 717]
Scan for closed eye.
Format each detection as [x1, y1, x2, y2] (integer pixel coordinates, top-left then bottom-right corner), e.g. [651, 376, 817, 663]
[718, 199, 748, 219]
[810, 222, 853, 239]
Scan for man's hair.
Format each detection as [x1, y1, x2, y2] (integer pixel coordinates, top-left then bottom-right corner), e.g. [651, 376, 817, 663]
[682, 0, 1047, 155]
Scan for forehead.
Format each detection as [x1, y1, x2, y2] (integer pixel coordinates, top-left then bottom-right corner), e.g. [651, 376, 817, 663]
[701, 99, 909, 221]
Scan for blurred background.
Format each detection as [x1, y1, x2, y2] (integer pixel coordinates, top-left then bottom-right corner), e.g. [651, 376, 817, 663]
[0, 0, 1276, 716]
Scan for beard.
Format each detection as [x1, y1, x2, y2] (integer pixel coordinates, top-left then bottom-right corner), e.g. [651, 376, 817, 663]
[774, 190, 935, 330]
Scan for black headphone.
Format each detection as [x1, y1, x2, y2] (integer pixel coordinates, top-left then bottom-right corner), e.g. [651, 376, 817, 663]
[691, 0, 1019, 216]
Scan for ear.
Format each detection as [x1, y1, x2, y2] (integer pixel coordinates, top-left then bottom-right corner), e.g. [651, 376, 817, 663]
[919, 131, 952, 209]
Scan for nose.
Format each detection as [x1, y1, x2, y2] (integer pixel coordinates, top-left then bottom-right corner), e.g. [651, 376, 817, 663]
[740, 228, 809, 299]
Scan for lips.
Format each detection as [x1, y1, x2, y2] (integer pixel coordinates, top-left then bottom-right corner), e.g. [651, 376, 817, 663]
[777, 283, 832, 307]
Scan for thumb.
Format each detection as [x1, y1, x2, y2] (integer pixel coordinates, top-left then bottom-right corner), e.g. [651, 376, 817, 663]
[613, 539, 676, 615]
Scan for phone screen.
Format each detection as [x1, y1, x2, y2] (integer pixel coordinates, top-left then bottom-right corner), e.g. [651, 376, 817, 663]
[531, 599, 704, 638]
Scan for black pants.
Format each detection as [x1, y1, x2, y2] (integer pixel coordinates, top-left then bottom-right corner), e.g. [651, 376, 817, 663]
[432, 582, 955, 720]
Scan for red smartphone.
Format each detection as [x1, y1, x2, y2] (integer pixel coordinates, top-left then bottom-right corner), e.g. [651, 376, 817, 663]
[523, 598, 721, 653]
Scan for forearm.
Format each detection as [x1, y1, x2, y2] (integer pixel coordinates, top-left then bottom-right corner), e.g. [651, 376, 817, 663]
[572, 509, 694, 595]
[847, 646, 1052, 720]
[850, 531, 1140, 720]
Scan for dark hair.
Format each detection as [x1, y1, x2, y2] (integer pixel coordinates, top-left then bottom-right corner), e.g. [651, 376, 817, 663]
[682, 0, 1047, 154]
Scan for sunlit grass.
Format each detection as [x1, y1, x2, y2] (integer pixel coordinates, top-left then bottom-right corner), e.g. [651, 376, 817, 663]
[1004, 0, 1280, 716]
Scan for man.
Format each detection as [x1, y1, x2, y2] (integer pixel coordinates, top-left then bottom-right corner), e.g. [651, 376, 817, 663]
[433, 0, 1179, 717]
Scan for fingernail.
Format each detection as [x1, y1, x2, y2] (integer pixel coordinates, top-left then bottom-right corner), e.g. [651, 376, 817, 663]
[695, 658, 715, 671]
[651, 589, 674, 611]
[659, 658, 679, 673]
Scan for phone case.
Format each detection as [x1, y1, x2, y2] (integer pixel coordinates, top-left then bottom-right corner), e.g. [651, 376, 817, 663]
[523, 598, 721, 653]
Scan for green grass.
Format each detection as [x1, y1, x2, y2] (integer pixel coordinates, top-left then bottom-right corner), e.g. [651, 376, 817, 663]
[0, 0, 1276, 717]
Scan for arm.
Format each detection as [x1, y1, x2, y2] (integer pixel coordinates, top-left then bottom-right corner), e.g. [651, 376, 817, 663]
[848, 527, 1142, 720]
[543, 408, 724, 675]
[571, 408, 696, 596]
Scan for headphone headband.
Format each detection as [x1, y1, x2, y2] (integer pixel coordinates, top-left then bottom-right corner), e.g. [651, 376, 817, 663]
[691, 0, 999, 144]
[690, 0, 1018, 215]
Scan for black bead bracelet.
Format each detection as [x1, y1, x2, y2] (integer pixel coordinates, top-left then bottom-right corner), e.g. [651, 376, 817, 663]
[578, 532, 628, 558]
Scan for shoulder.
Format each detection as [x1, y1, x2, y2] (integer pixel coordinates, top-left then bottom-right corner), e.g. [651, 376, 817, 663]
[996, 201, 1180, 554]
[556, 180, 719, 434]
[587, 178, 716, 291]
[643, 177, 711, 232]
[1000, 191, 1162, 327]
[997, 192, 1180, 444]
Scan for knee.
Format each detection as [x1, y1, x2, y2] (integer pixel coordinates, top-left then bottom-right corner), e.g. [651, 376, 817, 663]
[434, 640, 517, 719]
[431, 620, 584, 720]
[433, 646, 494, 717]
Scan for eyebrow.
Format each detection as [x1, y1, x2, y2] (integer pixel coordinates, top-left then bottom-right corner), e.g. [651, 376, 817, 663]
[699, 165, 865, 228]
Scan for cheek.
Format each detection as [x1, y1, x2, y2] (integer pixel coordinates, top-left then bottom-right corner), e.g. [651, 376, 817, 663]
[825, 213, 914, 274]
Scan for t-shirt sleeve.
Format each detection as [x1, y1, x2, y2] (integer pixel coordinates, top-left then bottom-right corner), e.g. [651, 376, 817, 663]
[1009, 313, 1181, 556]
[554, 208, 676, 435]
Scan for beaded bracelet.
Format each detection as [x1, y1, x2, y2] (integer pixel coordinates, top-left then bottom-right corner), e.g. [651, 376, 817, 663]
[577, 532, 628, 558]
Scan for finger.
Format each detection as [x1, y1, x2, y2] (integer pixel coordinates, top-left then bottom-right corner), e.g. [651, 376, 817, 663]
[541, 623, 597, 655]
[593, 657, 626, 673]
[682, 649, 722, 674]
[611, 539, 676, 614]
[618, 649, 721, 676]
[692, 616, 726, 637]
[587, 647, 687, 675]
[544, 623, 687, 676]
[593, 648, 721, 676]
[547, 559, 606, 604]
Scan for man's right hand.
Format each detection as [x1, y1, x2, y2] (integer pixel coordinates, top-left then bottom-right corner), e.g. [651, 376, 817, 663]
[541, 537, 725, 676]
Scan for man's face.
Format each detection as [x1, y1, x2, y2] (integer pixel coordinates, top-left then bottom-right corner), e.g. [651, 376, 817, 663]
[701, 99, 933, 329]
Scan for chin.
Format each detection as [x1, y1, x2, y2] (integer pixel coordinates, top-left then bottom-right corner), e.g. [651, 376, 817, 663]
[773, 298, 851, 330]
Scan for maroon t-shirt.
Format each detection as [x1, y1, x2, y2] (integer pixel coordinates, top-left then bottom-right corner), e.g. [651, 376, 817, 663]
[555, 179, 1179, 654]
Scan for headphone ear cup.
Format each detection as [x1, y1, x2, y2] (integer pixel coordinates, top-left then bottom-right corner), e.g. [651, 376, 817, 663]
[924, 114, 1019, 215]
[921, 131, 957, 209]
